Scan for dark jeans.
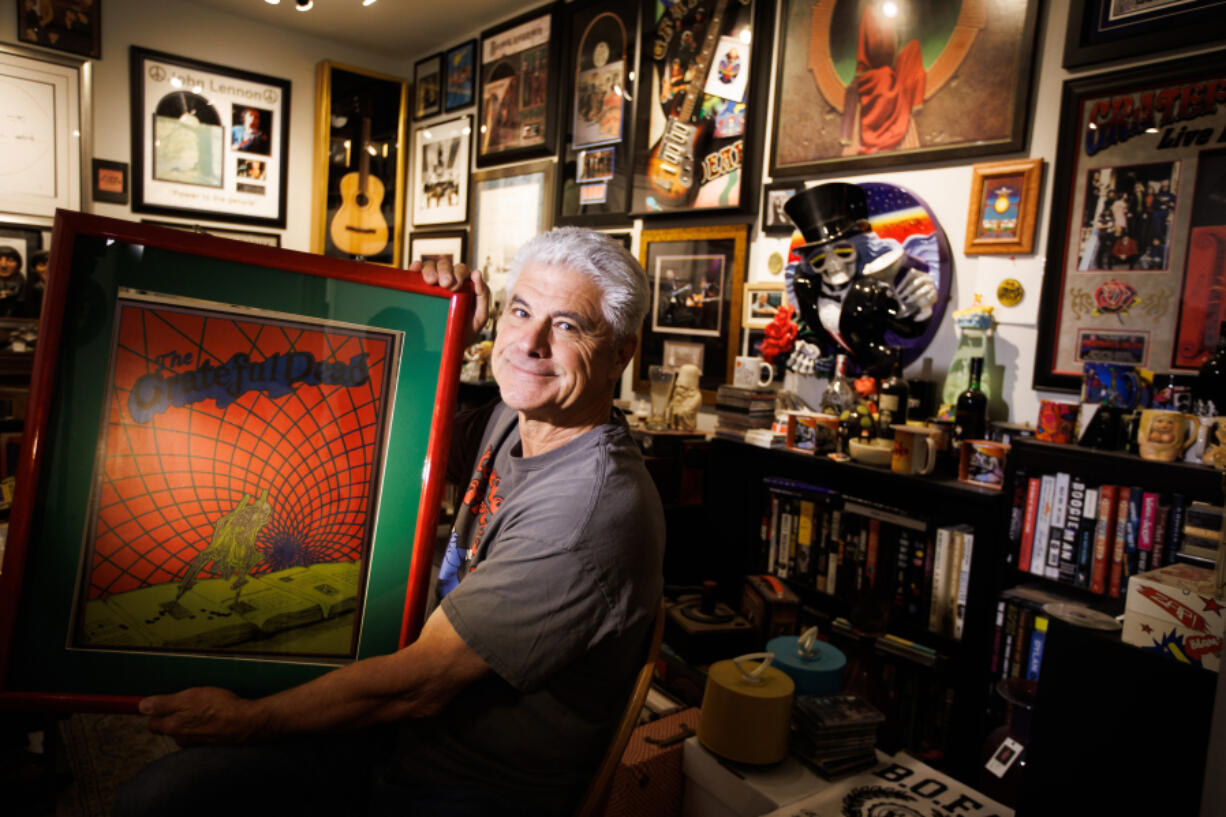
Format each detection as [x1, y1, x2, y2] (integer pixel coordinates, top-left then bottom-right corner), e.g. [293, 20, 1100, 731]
[111, 728, 553, 817]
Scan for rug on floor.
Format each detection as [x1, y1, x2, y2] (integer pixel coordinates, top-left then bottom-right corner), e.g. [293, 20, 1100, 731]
[57, 714, 177, 817]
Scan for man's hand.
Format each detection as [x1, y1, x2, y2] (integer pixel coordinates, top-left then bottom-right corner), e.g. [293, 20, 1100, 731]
[140, 686, 265, 747]
[411, 257, 490, 344]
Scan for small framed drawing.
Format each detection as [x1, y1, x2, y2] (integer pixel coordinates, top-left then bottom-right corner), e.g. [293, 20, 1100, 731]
[443, 40, 477, 112]
[414, 53, 443, 121]
[411, 115, 471, 227]
[472, 159, 555, 298]
[130, 47, 290, 229]
[742, 281, 785, 329]
[761, 181, 803, 237]
[91, 159, 128, 205]
[477, 4, 560, 167]
[17, 0, 101, 59]
[0, 211, 472, 709]
[408, 230, 468, 266]
[662, 339, 704, 370]
[963, 159, 1042, 256]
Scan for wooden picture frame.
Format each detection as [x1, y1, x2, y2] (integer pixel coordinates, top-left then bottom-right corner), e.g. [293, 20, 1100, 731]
[408, 229, 468, 266]
[761, 180, 804, 236]
[742, 281, 785, 329]
[0, 43, 90, 221]
[411, 115, 471, 228]
[311, 60, 408, 266]
[476, 3, 561, 167]
[443, 40, 477, 112]
[635, 224, 747, 404]
[1063, 0, 1226, 69]
[17, 0, 101, 59]
[963, 158, 1042, 256]
[1034, 52, 1226, 393]
[769, 0, 1041, 178]
[130, 47, 290, 229]
[0, 212, 471, 710]
[413, 53, 443, 121]
[472, 159, 555, 299]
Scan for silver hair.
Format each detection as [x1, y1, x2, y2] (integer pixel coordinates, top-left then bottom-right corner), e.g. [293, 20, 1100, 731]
[506, 227, 649, 343]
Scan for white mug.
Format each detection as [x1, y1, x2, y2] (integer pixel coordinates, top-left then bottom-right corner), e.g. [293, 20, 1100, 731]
[734, 356, 774, 389]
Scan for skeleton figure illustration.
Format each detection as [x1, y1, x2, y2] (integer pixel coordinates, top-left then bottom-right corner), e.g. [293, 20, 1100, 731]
[176, 489, 273, 604]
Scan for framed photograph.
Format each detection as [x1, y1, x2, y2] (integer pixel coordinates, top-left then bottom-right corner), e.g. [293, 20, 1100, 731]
[770, 0, 1041, 178]
[1033, 52, 1226, 393]
[408, 229, 468, 266]
[0, 223, 44, 318]
[0, 43, 89, 220]
[631, 0, 769, 217]
[472, 159, 555, 300]
[476, 4, 561, 167]
[742, 281, 785, 329]
[17, 0, 101, 59]
[635, 224, 747, 404]
[963, 159, 1042, 256]
[663, 339, 704, 370]
[414, 53, 443, 121]
[556, 0, 639, 225]
[762, 181, 803, 236]
[130, 47, 290, 229]
[411, 115, 471, 227]
[142, 219, 282, 248]
[1064, 0, 1226, 69]
[311, 61, 407, 266]
[0, 212, 471, 708]
[91, 159, 128, 205]
[443, 40, 477, 112]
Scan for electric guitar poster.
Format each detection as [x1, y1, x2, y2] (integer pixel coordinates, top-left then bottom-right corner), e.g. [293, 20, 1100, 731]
[632, 0, 758, 214]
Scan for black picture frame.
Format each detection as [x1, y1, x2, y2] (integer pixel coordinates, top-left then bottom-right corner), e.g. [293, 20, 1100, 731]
[1033, 51, 1226, 393]
[414, 53, 443, 121]
[555, 0, 641, 226]
[1063, 0, 1226, 69]
[761, 180, 804, 236]
[91, 159, 128, 205]
[443, 39, 477, 112]
[408, 229, 469, 266]
[0, 222, 45, 318]
[17, 0, 101, 59]
[476, 3, 562, 168]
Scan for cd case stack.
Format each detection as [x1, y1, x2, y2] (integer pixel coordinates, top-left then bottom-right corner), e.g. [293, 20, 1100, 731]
[714, 385, 776, 441]
[789, 693, 885, 778]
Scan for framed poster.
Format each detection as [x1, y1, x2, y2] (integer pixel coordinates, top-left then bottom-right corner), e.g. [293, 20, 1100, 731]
[443, 40, 477, 112]
[770, 0, 1040, 178]
[631, 0, 769, 216]
[411, 115, 471, 227]
[476, 4, 561, 167]
[0, 43, 89, 220]
[762, 180, 804, 236]
[408, 230, 468, 266]
[17, 0, 101, 59]
[963, 158, 1042, 256]
[143, 219, 282, 247]
[414, 53, 443, 121]
[742, 281, 785, 329]
[1064, 0, 1226, 69]
[0, 212, 471, 709]
[130, 47, 290, 229]
[311, 61, 407, 265]
[1034, 52, 1226, 392]
[472, 159, 555, 299]
[556, 0, 639, 225]
[635, 224, 747, 403]
[91, 158, 128, 205]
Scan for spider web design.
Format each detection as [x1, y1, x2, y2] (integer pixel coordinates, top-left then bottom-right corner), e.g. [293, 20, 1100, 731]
[81, 296, 396, 604]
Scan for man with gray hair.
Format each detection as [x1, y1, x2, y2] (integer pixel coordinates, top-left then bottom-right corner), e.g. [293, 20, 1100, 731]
[117, 227, 665, 817]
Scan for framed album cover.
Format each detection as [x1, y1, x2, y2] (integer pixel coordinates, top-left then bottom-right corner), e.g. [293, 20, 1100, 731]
[963, 158, 1042, 256]
[630, 0, 770, 217]
[17, 0, 101, 59]
[130, 47, 290, 229]
[1034, 52, 1226, 392]
[312, 61, 407, 265]
[408, 230, 468, 266]
[769, 0, 1041, 177]
[1064, 0, 1226, 69]
[414, 53, 443, 121]
[443, 40, 477, 112]
[411, 115, 471, 227]
[476, 4, 561, 167]
[0, 212, 472, 709]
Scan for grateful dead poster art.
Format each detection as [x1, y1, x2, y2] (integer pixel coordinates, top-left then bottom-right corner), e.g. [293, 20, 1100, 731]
[72, 291, 399, 660]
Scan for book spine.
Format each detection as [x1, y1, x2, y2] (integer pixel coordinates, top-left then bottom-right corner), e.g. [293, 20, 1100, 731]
[1090, 484, 1117, 595]
[920, 526, 936, 625]
[1006, 469, 1028, 568]
[929, 526, 954, 635]
[1010, 607, 1032, 679]
[1046, 472, 1070, 579]
[1137, 491, 1158, 574]
[1109, 486, 1131, 598]
[816, 501, 830, 593]
[1000, 599, 1019, 680]
[797, 499, 815, 580]
[953, 528, 974, 641]
[1074, 486, 1099, 588]
[767, 492, 780, 574]
[827, 509, 842, 595]
[865, 519, 881, 590]
[1166, 493, 1187, 566]
[1123, 486, 1143, 590]
[1030, 474, 1056, 575]
[893, 527, 912, 618]
[990, 598, 1006, 676]
[1018, 476, 1041, 573]
[909, 529, 929, 625]
[1025, 614, 1049, 682]
[1058, 478, 1086, 583]
[1150, 502, 1169, 570]
[778, 496, 795, 579]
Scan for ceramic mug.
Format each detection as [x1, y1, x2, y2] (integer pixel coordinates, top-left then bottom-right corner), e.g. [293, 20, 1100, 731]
[891, 424, 937, 475]
[1036, 400, 1079, 444]
[734, 356, 774, 389]
[960, 439, 1009, 489]
[1137, 408, 1200, 462]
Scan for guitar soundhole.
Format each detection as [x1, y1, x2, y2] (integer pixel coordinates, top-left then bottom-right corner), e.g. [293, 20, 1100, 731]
[356, 193, 370, 208]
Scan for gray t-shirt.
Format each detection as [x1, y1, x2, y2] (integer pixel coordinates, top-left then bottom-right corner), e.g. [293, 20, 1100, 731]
[398, 403, 665, 812]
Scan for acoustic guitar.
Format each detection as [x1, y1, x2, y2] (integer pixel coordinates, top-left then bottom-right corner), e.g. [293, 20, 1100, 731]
[645, 0, 730, 206]
[329, 113, 389, 258]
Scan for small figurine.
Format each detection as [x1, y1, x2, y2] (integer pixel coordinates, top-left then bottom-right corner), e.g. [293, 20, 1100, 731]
[669, 364, 702, 431]
[1201, 419, 1226, 469]
[460, 339, 493, 384]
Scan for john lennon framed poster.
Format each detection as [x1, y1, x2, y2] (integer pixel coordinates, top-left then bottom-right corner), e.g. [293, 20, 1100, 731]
[130, 47, 291, 229]
[769, 0, 1040, 177]
[477, 4, 561, 167]
[0, 212, 471, 708]
[1034, 52, 1226, 393]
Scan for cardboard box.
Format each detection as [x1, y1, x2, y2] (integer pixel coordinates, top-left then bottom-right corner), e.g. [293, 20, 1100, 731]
[1123, 563, 1224, 673]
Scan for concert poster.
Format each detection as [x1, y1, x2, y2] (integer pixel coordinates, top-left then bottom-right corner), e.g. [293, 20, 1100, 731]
[630, 0, 765, 216]
[477, 6, 559, 166]
[72, 292, 400, 661]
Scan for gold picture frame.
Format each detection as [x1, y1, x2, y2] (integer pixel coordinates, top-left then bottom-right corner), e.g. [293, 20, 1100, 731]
[964, 158, 1043, 256]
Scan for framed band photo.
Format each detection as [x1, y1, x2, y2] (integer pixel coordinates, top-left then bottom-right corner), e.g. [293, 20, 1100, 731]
[0, 212, 472, 709]
[17, 0, 102, 59]
[742, 281, 785, 329]
[130, 47, 290, 228]
[414, 53, 443, 121]
[762, 181, 803, 236]
[477, 4, 560, 167]
[408, 230, 468, 266]
[443, 40, 477, 112]
[963, 158, 1042, 256]
[411, 115, 471, 227]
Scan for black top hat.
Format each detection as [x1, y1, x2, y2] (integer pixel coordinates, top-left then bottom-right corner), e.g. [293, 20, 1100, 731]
[784, 182, 870, 249]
